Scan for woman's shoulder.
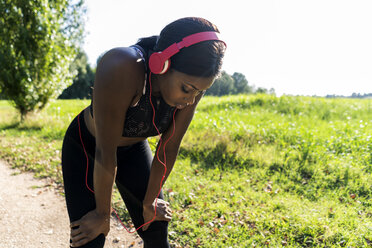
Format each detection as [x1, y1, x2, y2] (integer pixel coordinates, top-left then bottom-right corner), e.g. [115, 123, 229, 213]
[97, 47, 145, 75]
[95, 47, 146, 94]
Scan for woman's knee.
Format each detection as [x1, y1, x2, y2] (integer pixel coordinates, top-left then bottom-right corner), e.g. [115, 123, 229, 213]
[137, 221, 170, 248]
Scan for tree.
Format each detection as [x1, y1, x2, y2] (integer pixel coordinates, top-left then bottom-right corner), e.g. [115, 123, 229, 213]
[0, 90, 6, 100]
[206, 71, 235, 96]
[232, 72, 251, 94]
[0, 0, 86, 121]
[206, 71, 275, 96]
[269, 88, 276, 95]
[58, 51, 94, 99]
[255, 87, 268, 94]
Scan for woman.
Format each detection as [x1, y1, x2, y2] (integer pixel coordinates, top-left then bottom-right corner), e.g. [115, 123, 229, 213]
[61, 17, 226, 248]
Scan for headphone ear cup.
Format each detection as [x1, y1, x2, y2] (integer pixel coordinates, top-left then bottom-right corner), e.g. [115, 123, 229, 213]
[149, 52, 171, 74]
[149, 52, 168, 74]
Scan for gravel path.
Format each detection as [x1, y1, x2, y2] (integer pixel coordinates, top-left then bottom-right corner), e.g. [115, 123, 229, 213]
[0, 160, 142, 248]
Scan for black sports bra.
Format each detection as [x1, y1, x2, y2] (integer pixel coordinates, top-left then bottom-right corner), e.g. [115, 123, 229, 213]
[89, 46, 177, 137]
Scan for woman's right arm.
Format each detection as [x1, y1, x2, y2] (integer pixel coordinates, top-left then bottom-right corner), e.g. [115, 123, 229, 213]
[70, 47, 144, 247]
[92, 48, 142, 216]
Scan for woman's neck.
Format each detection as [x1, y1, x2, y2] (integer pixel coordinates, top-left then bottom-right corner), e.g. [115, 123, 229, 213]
[149, 73, 162, 97]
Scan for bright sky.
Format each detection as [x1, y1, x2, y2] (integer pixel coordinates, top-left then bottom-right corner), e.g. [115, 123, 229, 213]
[83, 0, 372, 96]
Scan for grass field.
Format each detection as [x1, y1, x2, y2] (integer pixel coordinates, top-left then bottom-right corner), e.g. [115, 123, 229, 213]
[0, 95, 371, 247]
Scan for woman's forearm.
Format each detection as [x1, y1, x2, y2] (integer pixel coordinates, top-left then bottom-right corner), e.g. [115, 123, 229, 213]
[143, 148, 178, 206]
[93, 149, 117, 216]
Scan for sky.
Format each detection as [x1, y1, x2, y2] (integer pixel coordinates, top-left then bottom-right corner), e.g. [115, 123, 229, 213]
[82, 0, 372, 96]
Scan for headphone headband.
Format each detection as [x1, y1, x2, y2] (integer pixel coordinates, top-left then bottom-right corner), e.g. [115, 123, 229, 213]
[149, 31, 226, 74]
[161, 31, 226, 59]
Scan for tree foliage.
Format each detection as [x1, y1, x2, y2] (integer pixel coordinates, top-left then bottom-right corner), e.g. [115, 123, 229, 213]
[326, 93, 372, 99]
[206, 71, 254, 96]
[0, 0, 85, 120]
[206, 71, 234, 96]
[58, 51, 94, 99]
[232, 72, 252, 94]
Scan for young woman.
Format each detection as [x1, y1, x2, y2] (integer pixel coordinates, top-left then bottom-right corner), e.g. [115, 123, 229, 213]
[61, 17, 226, 248]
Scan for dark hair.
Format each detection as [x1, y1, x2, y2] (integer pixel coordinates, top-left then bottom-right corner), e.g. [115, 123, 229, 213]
[136, 17, 225, 78]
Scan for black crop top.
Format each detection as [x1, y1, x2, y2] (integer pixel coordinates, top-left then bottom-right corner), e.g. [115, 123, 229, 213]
[89, 45, 177, 138]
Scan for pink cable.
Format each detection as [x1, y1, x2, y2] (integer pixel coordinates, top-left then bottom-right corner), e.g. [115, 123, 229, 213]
[77, 71, 177, 233]
[77, 113, 94, 194]
[147, 72, 177, 231]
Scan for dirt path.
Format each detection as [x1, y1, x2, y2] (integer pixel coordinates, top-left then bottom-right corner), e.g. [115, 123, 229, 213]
[0, 160, 142, 248]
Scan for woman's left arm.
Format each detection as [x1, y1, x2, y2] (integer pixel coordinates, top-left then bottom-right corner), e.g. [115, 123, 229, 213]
[142, 92, 205, 229]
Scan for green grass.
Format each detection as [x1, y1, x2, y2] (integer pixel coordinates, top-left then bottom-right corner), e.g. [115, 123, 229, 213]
[0, 95, 371, 247]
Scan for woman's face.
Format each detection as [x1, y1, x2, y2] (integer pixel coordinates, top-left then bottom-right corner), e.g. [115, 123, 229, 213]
[157, 69, 215, 109]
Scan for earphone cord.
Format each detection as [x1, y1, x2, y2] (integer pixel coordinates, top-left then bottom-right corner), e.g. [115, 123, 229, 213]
[77, 71, 177, 233]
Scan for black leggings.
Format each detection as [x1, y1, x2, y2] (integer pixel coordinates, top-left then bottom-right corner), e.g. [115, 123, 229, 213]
[61, 111, 170, 248]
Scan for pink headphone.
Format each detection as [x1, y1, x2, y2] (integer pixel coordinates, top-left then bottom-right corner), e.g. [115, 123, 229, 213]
[148, 31, 226, 74]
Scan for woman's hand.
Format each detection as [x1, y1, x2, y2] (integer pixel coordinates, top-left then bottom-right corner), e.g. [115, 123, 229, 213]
[70, 209, 110, 247]
[142, 198, 172, 231]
